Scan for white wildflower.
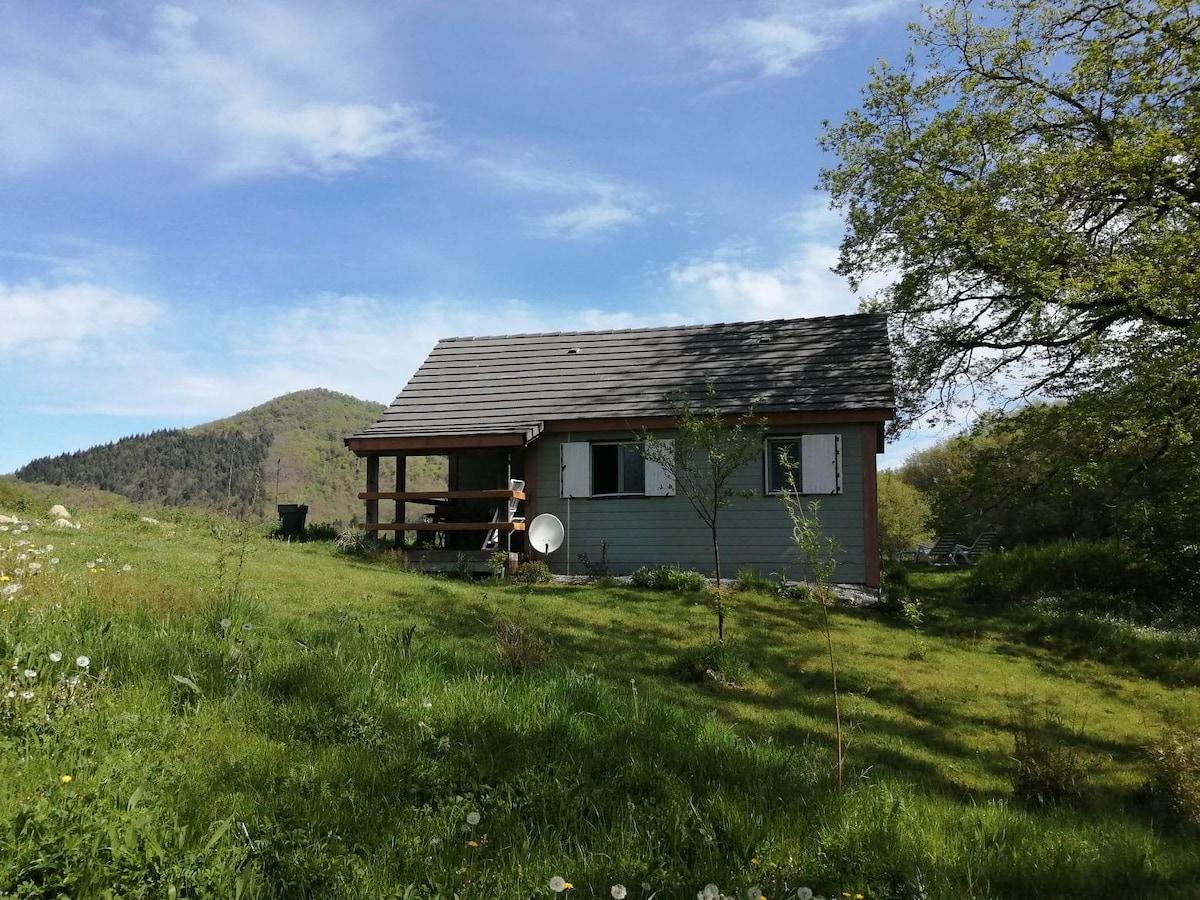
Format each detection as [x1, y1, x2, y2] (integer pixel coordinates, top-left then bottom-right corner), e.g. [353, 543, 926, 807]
[49, 652, 62, 663]
[797, 890, 814, 900]
[76, 656, 90, 668]
[20, 690, 33, 700]
[23, 669, 36, 679]
[612, 886, 627, 900]
[550, 877, 567, 893]
[421, 696, 432, 709]
[466, 811, 481, 826]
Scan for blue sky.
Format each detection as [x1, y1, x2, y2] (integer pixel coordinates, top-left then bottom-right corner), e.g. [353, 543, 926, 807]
[0, 0, 942, 475]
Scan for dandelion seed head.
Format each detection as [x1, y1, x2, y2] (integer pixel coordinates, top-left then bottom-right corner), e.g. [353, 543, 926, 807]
[24, 669, 36, 679]
[20, 690, 33, 700]
[611, 885, 627, 900]
[49, 652, 62, 663]
[76, 655, 90, 668]
[466, 811, 481, 826]
[122, 563, 132, 572]
[241, 623, 253, 632]
[220, 619, 232, 629]
[704, 885, 721, 900]
[797, 890, 813, 900]
[550, 876, 567, 892]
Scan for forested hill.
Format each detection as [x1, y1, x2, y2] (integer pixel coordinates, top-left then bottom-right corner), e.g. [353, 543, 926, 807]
[15, 389, 446, 524]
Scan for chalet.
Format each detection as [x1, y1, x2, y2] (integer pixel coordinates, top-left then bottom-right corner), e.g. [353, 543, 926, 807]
[345, 314, 894, 586]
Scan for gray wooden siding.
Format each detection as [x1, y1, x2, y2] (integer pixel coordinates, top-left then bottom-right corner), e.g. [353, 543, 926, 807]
[532, 428, 867, 584]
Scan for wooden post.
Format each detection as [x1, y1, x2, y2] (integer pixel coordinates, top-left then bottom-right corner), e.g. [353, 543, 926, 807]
[365, 456, 379, 531]
[395, 455, 407, 550]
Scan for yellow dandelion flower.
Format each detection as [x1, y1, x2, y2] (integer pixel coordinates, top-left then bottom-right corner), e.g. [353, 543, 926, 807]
[466, 840, 480, 848]
[60, 775, 72, 784]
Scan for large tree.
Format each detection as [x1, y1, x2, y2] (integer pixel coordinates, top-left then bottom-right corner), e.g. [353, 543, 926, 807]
[820, 0, 1199, 428]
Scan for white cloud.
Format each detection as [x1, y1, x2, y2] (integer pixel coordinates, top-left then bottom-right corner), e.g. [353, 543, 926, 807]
[697, 0, 904, 80]
[475, 155, 656, 239]
[533, 201, 641, 240]
[0, 281, 162, 358]
[0, 2, 436, 177]
[699, 15, 824, 78]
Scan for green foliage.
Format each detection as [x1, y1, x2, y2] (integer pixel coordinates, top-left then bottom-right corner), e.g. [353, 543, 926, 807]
[1008, 701, 1096, 807]
[493, 617, 554, 673]
[779, 488, 845, 789]
[630, 564, 707, 592]
[511, 560, 553, 583]
[675, 638, 752, 687]
[878, 564, 923, 628]
[821, 0, 1200, 429]
[1144, 728, 1200, 832]
[4, 506, 1200, 897]
[487, 551, 509, 579]
[966, 540, 1186, 623]
[734, 568, 775, 594]
[16, 428, 270, 517]
[876, 472, 932, 560]
[0, 478, 38, 516]
[576, 539, 611, 580]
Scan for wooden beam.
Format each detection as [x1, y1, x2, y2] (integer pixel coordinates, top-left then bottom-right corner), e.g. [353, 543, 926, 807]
[362, 521, 527, 532]
[358, 490, 526, 501]
[365, 457, 379, 527]
[346, 433, 525, 455]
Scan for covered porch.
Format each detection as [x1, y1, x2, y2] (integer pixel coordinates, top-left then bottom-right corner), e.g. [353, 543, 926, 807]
[346, 432, 538, 574]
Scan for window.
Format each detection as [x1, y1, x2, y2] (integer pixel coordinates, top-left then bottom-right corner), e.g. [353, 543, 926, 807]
[765, 434, 842, 495]
[591, 442, 645, 495]
[560, 441, 675, 498]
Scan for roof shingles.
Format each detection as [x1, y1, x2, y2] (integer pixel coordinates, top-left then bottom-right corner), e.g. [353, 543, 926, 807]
[350, 314, 893, 445]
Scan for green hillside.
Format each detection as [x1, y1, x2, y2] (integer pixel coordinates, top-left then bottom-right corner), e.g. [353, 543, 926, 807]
[14, 388, 446, 524]
[0, 506, 1197, 897]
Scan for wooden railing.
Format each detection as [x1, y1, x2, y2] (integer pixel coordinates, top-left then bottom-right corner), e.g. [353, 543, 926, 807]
[358, 489, 526, 533]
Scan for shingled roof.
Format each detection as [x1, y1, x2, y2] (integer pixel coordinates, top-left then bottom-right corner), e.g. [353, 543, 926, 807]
[348, 314, 893, 450]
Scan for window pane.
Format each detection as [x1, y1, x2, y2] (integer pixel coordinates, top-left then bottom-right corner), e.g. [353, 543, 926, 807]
[769, 440, 800, 492]
[620, 444, 645, 494]
[592, 444, 619, 495]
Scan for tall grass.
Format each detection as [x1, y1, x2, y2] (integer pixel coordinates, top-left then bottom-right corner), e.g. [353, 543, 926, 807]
[2, 509, 1199, 897]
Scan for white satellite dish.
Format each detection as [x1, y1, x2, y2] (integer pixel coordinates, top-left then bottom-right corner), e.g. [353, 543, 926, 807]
[527, 513, 565, 555]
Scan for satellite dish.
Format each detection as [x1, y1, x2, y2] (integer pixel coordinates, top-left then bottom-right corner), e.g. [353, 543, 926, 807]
[527, 513, 564, 555]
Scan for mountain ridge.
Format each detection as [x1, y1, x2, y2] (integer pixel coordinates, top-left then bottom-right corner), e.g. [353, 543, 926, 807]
[14, 389, 445, 524]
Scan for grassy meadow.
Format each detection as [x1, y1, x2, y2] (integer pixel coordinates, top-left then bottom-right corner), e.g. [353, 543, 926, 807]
[1, 500, 1198, 899]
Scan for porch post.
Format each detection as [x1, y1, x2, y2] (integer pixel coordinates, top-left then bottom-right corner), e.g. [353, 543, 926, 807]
[395, 455, 407, 550]
[365, 456, 379, 532]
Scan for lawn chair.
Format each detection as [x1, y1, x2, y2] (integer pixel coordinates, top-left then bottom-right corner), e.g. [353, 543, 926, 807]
[916, 534, 961, 565]
[960, 531, 999, 565]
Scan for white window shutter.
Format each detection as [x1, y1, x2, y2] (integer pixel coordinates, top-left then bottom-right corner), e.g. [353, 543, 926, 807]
[644, 440, 675, 496]
[560, 442, 591, 498]
[801, 434, 842, 494]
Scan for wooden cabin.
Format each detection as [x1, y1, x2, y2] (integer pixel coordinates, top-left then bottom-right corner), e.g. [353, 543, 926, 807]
[345, 314, 894, 585]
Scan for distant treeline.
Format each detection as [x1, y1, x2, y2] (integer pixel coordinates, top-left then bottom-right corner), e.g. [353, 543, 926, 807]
[16, 429, 269, 514]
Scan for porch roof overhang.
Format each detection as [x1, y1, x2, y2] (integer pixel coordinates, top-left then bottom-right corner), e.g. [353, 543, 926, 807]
[345, 422, 542, 456]
[345, 407, 894, 457]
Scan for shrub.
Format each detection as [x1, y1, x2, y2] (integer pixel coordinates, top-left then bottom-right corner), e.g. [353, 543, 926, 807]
[333, 529, 368, 555]
[630, 564, 706, 592]
[877, 564, 923, 627]
[675, 638, 751, 686]
[577, 540, 611, 580]
[1008, 701, 1095, 806]
[512, 561, 552, 584]
[494, 617, 554, 672]
[735, 568, 775, 593]
[1143, 727, 1200, 831]
[304, 522, 341, 541]
[969, 540, 1147, 608]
